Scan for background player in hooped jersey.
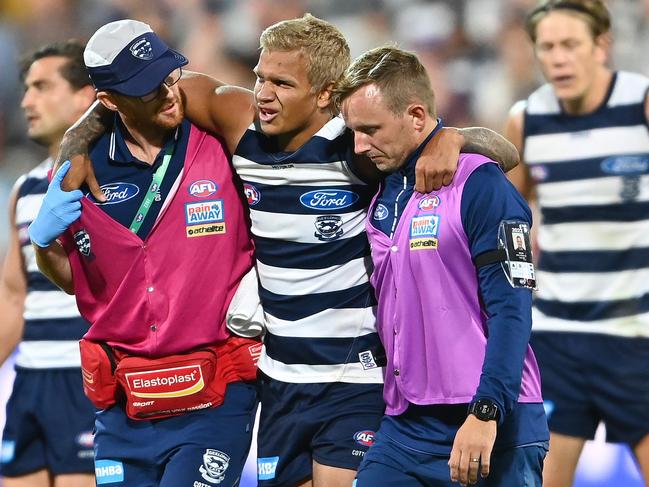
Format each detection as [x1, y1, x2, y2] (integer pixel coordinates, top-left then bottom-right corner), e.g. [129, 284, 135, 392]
[27, 20, 260, 487]
[0, 41, 97, 487]
[58, 15, 520, 487]
[504, 1, 649, 485]
[337, 45, 549, 487]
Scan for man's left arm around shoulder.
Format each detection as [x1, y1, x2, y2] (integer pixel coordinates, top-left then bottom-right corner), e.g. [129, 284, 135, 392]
[414, 126, 520, 193]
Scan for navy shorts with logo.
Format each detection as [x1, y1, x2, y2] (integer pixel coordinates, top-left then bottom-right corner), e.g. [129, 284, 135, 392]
[354, 426, 547, 487]
[0, 368, 96, 477]
[256, 374, 384, 486]
[93, 382, 257, 487]
[531, 331, 649, 445]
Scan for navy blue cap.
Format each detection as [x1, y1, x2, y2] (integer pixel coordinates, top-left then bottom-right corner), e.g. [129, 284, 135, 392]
[84, 20, 188, 97]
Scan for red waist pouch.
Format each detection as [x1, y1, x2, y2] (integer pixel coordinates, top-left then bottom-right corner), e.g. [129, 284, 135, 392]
[80, 336, 261, 420]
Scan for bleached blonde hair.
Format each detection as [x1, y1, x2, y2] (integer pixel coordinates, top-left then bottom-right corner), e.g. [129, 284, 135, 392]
[259, 13, 350, 94]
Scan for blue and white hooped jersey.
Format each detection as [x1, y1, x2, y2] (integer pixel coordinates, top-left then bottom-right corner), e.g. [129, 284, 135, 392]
[233, 117, 383, 383]
[523, 71, 649, 337]
[13, 159, 88, 368]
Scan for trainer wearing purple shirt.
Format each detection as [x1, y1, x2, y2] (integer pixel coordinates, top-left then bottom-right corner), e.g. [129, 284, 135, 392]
[337, 46, 549, 486]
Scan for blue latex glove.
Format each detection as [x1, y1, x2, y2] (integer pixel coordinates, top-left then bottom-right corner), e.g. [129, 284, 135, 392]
[28, 160, 83, 248]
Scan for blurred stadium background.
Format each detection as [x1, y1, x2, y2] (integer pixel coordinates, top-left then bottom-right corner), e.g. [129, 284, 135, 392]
[0, 0, 646, 485]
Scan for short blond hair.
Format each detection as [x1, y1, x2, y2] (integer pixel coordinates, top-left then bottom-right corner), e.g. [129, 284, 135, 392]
[526, 0, 611, 42]
[259, 14, 350, 94]
[334, 45, 436, 118]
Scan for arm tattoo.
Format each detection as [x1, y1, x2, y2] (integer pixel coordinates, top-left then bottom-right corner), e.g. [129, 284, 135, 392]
[457, 127, 520, 172]
[55, 101, 112, 166]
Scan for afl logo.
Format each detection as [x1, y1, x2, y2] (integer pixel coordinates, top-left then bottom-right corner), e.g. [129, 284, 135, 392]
[76, 431, 94, 448]
[189, 179, 218, 198]
[299, 190, 359, 210]
[353, 430, 375, 447]
[418, 195, 440, 211]
[373, 204, 389, 220]
[96, 183, 139, 205]
[244, 183, 261, 206]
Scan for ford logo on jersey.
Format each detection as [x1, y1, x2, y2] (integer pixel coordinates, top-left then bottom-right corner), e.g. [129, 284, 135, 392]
[189, 179, 218, 198]
[299, 190, 359, 210]
[601, 156, 649, 175]
[94, 183, 140, 205]
[353, 430, 375, 447]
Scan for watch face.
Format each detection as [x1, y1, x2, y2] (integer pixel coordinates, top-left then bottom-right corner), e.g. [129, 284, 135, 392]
[478, 402, 494, 416]
[472, 399, 498, 421]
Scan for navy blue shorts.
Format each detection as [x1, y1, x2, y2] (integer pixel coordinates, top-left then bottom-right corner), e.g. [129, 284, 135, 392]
[354, 422, 547, 486]
[93, 382, 257, 487]
[256, 374, 384, 486]
[0, 368, 96, 476]
[531, 331, 649, 445]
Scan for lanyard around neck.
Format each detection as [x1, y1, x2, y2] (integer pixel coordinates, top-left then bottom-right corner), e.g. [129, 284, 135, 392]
[129, 143, 175, 234]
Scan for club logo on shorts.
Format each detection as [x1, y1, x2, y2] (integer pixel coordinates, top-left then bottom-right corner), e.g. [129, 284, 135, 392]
[257, 456, 279, 480]
[189, 179, 218, 198]
[199, 449, 230, 484]
[314, 215, 344, 241]
[74, 230, 93, 258]
[185, 200, 226, 237]
[243, 183, 261, 206]
[373, 204, 389, 221]
[130, 37, 154, 60]
[409, 215, 440, 250]
[418, 195, 440, 211]
[353, 430, 375, 447]
[124, 365, 205, 399]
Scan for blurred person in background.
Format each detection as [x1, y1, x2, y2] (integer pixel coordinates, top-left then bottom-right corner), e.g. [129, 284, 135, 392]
[58, 13, 520, 486]
[0, 40, 96, 487]
[504, 1, 649, 485]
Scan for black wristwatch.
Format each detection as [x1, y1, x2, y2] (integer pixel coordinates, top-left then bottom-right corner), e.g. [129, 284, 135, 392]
[468, 399, 499, 422]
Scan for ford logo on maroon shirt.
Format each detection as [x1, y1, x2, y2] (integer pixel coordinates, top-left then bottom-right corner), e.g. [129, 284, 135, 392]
[299, 189, 359, 210]
[94, 183, 140, 205]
